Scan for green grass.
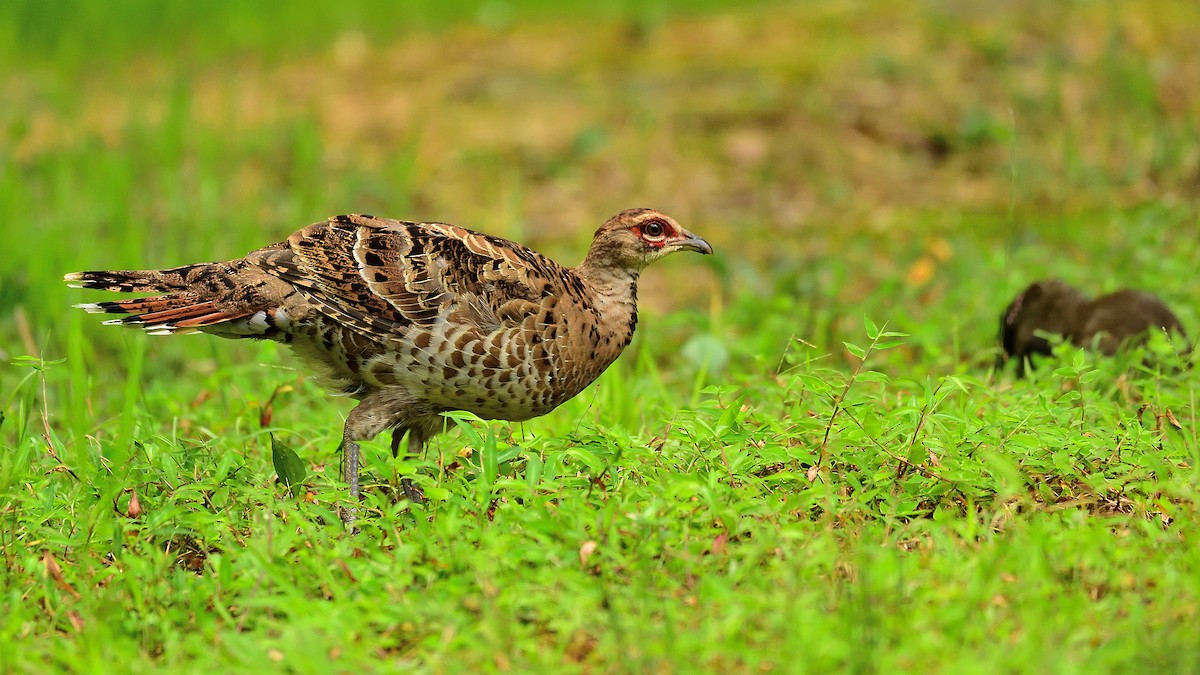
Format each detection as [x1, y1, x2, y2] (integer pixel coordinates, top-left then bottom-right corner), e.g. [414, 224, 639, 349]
[3, 0, 1200, 672]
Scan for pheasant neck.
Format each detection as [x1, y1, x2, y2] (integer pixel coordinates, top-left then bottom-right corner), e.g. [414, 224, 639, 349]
[577, 257, 638, 293]
[575, 264, 641, 346]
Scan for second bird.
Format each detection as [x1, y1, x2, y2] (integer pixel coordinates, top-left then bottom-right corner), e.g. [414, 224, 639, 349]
[999, 278, 1185, 376]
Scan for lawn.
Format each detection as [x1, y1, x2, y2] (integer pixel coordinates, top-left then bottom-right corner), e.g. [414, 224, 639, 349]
[2, 0, 1199, 672]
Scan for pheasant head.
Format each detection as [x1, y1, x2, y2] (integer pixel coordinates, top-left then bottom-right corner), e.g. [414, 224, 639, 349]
[578, 208, 712, 277]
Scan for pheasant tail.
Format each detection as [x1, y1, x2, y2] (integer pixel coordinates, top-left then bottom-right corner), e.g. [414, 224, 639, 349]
[65, 263, 260, 335]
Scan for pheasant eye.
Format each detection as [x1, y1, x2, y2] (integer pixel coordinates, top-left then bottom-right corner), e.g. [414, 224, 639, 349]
[641, 221, 666, 239]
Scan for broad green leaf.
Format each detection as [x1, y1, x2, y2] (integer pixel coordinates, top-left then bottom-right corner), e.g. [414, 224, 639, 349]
[843, 342, 866, 359]
[856, 371, 890, 384]
[270, 434, 307, 497]
[865, 315, 880, 340]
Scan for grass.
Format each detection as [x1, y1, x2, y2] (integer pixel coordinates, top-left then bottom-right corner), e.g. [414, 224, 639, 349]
[3, 0, 1200, 671]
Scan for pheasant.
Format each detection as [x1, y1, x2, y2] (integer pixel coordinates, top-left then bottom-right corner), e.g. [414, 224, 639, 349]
[998, 278, 1185, 376]
[67, 208, 712, 511]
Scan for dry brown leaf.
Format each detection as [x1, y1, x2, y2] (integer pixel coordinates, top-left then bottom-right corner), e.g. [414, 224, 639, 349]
[565, 629, 598, 663]
[126, 489, 143, 519]
[579, 540, 598, 568]
[711, 532, 728, 556]
[806, 465, 820, 482]
[260, 383, 294, 428]
[43, 551, 80, 599]
[336, 559, 358, 583]
[1165, 408, 1183, 430]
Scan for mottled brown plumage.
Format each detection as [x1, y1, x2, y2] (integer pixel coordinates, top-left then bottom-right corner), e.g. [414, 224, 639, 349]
[999, 278, 1185, 376]
[67, 209, 712, 514]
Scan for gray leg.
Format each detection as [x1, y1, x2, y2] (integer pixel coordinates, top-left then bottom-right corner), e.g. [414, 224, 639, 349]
[337, 394, 431, 524]
[342, 437, 360, 500]
[340, 427, 361, 526]
[396, 427, 426, 504]
[340, 408, 377, 526]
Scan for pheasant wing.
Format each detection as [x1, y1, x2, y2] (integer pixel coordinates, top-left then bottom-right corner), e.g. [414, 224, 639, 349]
[253, 215, 557, 340]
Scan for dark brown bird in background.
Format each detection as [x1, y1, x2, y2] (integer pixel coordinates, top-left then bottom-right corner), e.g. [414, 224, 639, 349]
[998, 278, 1186, 376]
[67, 209, 712, 512]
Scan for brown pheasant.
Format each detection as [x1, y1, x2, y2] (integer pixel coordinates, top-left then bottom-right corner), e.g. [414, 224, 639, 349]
[67, 209, 711, 509]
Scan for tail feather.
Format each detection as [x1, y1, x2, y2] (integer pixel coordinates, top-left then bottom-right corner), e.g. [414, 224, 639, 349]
[75, 296, 184, 315]
[86, 296, 251, 334]
[124, 300, 220, 325]
[67, 259, 292, 338]
[63, 263, 210, 293]
[66, 271, 257, 334]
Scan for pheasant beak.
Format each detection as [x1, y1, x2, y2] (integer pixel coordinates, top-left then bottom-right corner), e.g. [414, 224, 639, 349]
[673, 230, 714, 255]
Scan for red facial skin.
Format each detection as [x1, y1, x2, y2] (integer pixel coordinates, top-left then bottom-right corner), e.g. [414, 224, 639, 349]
[633, 219, 676, 248]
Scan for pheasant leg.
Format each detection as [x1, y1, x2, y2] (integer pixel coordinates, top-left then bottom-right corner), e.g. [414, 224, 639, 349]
[339, 437, 361, 525]
[341, 438, 361, 500]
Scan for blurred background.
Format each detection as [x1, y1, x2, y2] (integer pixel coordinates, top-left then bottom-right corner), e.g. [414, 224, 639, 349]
[6, 4, 1200, 668]
[2, 0, 1198, 432]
